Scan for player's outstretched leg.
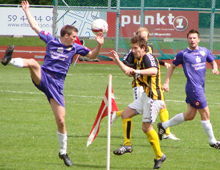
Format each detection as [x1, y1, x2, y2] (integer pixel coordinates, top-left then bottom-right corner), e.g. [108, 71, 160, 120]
[1, 45, 14, 66]
[210, 141, 220, 149]
[159, 108, 180, 140]
[59, 153, 73, 166]
[153, 154, 167, 169]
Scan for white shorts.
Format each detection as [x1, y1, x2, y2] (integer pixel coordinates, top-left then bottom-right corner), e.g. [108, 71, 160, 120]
[128, 93, 164, 124]
[132, 86, 144, 100]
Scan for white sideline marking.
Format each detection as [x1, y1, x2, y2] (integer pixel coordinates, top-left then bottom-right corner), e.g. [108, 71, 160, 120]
[1, 90, 220, 105]
[166, 100, 185, 103]
[0, 90, 43, 95]
[0, 50, 45, 53]
[0, 90, 102, 98]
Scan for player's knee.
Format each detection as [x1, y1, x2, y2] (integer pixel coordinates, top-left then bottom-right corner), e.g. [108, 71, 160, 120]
[185, 114, 196, 121]
[56, 118, 65, 128]
[201, 112, 210, 120]
[121, 108, 136, 119]
[142, 126, 147, 133]
[121, 110, 129, 119]
[142, 123, 152, 133]
[28, 59, 39, 68]
[121, 111, 126, 119]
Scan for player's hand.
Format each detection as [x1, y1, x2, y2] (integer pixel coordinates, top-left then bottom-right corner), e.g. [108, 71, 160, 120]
[96, 32, 104, 46]
[212, 69, 219, 75]
[125, 68, 135, 76]
[130, 69, 140, 75]
[109, 50, 119, 61]
[164, 62, 171, 69]
[162, 83, 169, 92]
[21, 0, 30, 11]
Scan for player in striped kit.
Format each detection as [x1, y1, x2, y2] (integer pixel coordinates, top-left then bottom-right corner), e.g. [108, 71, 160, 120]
[158, 29, 220, 150]
[111, 27, 179, 142]
[1, 0, 104, 167]
[109, 35, 166, 169]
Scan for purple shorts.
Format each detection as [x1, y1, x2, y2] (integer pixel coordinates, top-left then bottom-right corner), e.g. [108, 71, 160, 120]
[32, 68, 65, 107]
[185, 90, 207, 109]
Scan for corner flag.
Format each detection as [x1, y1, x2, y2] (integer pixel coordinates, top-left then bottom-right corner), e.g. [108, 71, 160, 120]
[87, 83, 118, 147]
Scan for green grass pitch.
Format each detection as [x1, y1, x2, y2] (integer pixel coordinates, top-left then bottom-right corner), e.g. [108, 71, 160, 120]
[1, 63, 220, 170]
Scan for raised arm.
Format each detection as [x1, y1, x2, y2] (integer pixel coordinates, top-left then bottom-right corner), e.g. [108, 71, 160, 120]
[21, 0, 41, 35]
[86, 32, 104, 59]
[109, 50, 135, 77]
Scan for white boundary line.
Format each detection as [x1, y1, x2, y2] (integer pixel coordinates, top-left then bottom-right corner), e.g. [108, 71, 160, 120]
[1, 90, 220, 104]
[0, 50, 45, 53]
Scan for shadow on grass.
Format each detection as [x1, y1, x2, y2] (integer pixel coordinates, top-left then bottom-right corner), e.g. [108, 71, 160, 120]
[68, 134, 210, 150]
[68, 134, 142, 139]
[0, 166, 14, 170]
[73, 163, 106, 169]
[73, 163, 148, 169]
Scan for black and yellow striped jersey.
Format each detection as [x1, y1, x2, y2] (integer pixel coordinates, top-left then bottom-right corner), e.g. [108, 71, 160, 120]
[123, 44, 165, 90]
[135, 53, 164, 100]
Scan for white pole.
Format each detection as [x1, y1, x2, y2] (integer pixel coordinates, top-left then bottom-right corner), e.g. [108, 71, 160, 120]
[209, 0, 215, 52]
[107, 74, 112, 170]
[114, 0, 120, 54]
[140, 0, 145, 27]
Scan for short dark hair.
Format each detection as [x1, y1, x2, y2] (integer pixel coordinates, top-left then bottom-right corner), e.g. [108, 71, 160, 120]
[60, 25, 78, 37]
[187, 29, 200, 38]
[130, 35, 148, 52]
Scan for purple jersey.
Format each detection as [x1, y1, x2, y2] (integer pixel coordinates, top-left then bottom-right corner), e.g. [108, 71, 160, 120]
[172, 46, 215, 92]
[39, 30, 90, 82]
[34, 31, 90, 107]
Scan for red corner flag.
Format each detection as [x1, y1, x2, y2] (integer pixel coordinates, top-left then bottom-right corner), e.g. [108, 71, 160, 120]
[87, 85, 118, 147]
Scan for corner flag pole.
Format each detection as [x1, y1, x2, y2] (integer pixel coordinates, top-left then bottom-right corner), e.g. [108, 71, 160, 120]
[107, 74, 112, 170]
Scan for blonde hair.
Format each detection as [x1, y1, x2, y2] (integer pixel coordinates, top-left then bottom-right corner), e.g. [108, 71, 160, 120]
[135, 27, 150, 39]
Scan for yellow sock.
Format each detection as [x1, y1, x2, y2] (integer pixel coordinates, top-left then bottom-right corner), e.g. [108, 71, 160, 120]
[116, 110, 123, 117]
[122, 118, 133, 145]
[145, 129, 163, 159]
[159, 109, 171, 135]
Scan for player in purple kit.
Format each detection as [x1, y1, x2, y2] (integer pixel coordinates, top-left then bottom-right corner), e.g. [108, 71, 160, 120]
[157, 29, 220, 149]
[0, 0, 104, 167]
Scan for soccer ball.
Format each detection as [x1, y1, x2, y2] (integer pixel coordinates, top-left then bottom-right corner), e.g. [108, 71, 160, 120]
[91, 19, 108, 35]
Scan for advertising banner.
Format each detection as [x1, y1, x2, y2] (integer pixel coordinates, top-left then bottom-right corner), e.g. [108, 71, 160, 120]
[107, 10, 199, 38]
[0, 7, 53, 36]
